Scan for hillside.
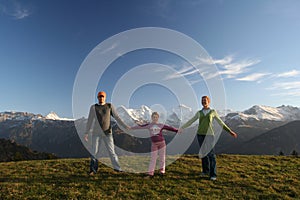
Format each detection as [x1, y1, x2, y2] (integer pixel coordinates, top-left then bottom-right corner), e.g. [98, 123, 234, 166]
[0, 138, 57, 162]
[0, 155, 299, 199]
[0, 115, 90, 158]
[227, 120, 300, 155]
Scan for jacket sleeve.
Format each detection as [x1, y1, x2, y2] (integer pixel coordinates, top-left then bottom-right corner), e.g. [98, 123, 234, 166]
[110, 104, 129, 128]
[213, 110, 232, 133]
[85, 105, 95, 133]
[181, 111, 200, 129]
[162, 124, 178, 133]
[131, 124, 150, 130]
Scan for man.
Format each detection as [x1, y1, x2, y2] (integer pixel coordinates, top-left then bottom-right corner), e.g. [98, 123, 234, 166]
[179, 96, 237, 181]
[84, 91, 129, 175]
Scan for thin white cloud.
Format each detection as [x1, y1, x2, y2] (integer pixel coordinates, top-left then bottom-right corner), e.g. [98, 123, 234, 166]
[261, 70, 300, 99]
[276, 70, 300, 78]
[195, 55, 233, 66]
[164, 55, 261, 83]
[219, 58, 261, 77]
[269, 81, 300, 90]
[0, 1, 32, 20]
[180, 68, 203, 77]
[236, 73, 270, 82]
[267, 81, 300, 97]
[270, 90, 300, 97]
[212, 55, 234, 65]
[98, 43, 119, 55]
[176, 65, 195, 74]
[12, 6, 30, 19]
[164, 58, 216, 81]
[164, 65, 199, 80]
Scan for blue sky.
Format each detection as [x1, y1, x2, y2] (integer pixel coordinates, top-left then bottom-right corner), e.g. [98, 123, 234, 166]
[1, 0, 300, 118]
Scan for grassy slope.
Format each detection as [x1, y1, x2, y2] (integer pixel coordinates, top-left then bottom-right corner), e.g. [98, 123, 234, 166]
[0, 155, 299, 200]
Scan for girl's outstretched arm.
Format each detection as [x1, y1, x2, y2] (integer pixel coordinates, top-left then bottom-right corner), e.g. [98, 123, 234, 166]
[131, 123, 150, 130]
[162, 124, 178, 133]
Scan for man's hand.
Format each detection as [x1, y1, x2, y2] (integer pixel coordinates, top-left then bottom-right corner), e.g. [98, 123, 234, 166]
[84, 134, 89, 142]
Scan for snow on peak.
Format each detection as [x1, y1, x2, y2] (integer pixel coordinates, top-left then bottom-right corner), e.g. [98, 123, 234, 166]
[230, 105, 300, 121]
[45, 112, 60, 120]
[116, 105, 152, 126]
[45, 112, 74, 121]
[0, 111, 43, 121]
[242, 105, 282, 120]
[140, 105, 152, 113]
[115, 104, 195, 126]
[171, 104, 193, 122]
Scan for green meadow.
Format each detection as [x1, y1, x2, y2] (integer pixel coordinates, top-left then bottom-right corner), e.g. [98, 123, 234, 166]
[0, 155, 299, 199]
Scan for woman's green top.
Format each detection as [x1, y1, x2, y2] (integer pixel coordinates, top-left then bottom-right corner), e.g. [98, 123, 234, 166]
[181, 109, 232, 135]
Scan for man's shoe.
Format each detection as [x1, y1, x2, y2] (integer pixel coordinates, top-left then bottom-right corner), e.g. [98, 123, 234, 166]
[210, 176, 217, 181]
[114, 169, 124, 173]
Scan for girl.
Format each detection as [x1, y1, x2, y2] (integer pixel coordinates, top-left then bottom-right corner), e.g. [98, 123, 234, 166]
[131, 112, 178, 177]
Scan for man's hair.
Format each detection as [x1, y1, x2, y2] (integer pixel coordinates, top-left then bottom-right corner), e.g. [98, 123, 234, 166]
[151, 112, 159, 118]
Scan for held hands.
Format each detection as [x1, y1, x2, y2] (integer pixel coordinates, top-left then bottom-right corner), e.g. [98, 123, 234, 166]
[114, 125, 131, 134]
[116, 126, 131, 134]
[121, 125, 131, 133]
[177, 128, 184, 134]
[230, 131, 238, 138]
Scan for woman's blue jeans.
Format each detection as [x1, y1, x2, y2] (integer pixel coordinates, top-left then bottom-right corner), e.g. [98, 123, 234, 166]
[197, 135, 217, 178]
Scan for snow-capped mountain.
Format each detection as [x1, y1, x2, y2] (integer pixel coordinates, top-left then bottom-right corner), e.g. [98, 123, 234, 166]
[116, 104, 300, 127]
[116, 104, 195, 126]
[45, 111, 74, 121]
[171, 104, 194, 121]
[0, 111, 87, 158]
[1, 104, 299, 125]
[0, 111, 43, 122]
[0, 111, 74, 122]
[116, 105, 152, 126]
[226, 105, 300, 122]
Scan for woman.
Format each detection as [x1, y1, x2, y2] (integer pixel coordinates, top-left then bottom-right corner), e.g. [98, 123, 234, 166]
[179, 96, 237, 181]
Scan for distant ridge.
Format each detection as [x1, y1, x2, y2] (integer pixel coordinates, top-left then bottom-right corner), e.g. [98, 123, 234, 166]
[227, 105, 300, 122]
[0, 138, 57, 162]
[227, 120, 300, 155]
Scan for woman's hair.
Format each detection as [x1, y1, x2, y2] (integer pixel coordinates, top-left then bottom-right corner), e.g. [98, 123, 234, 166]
[202, 96, 210, 103]
[151, 112, 159, 118]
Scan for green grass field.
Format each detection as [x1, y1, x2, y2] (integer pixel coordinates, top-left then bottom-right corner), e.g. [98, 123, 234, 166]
[0, 155, 299, 199]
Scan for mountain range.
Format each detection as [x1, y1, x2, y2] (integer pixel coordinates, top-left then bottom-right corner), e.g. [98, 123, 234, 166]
[0, 104, 300, 158]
